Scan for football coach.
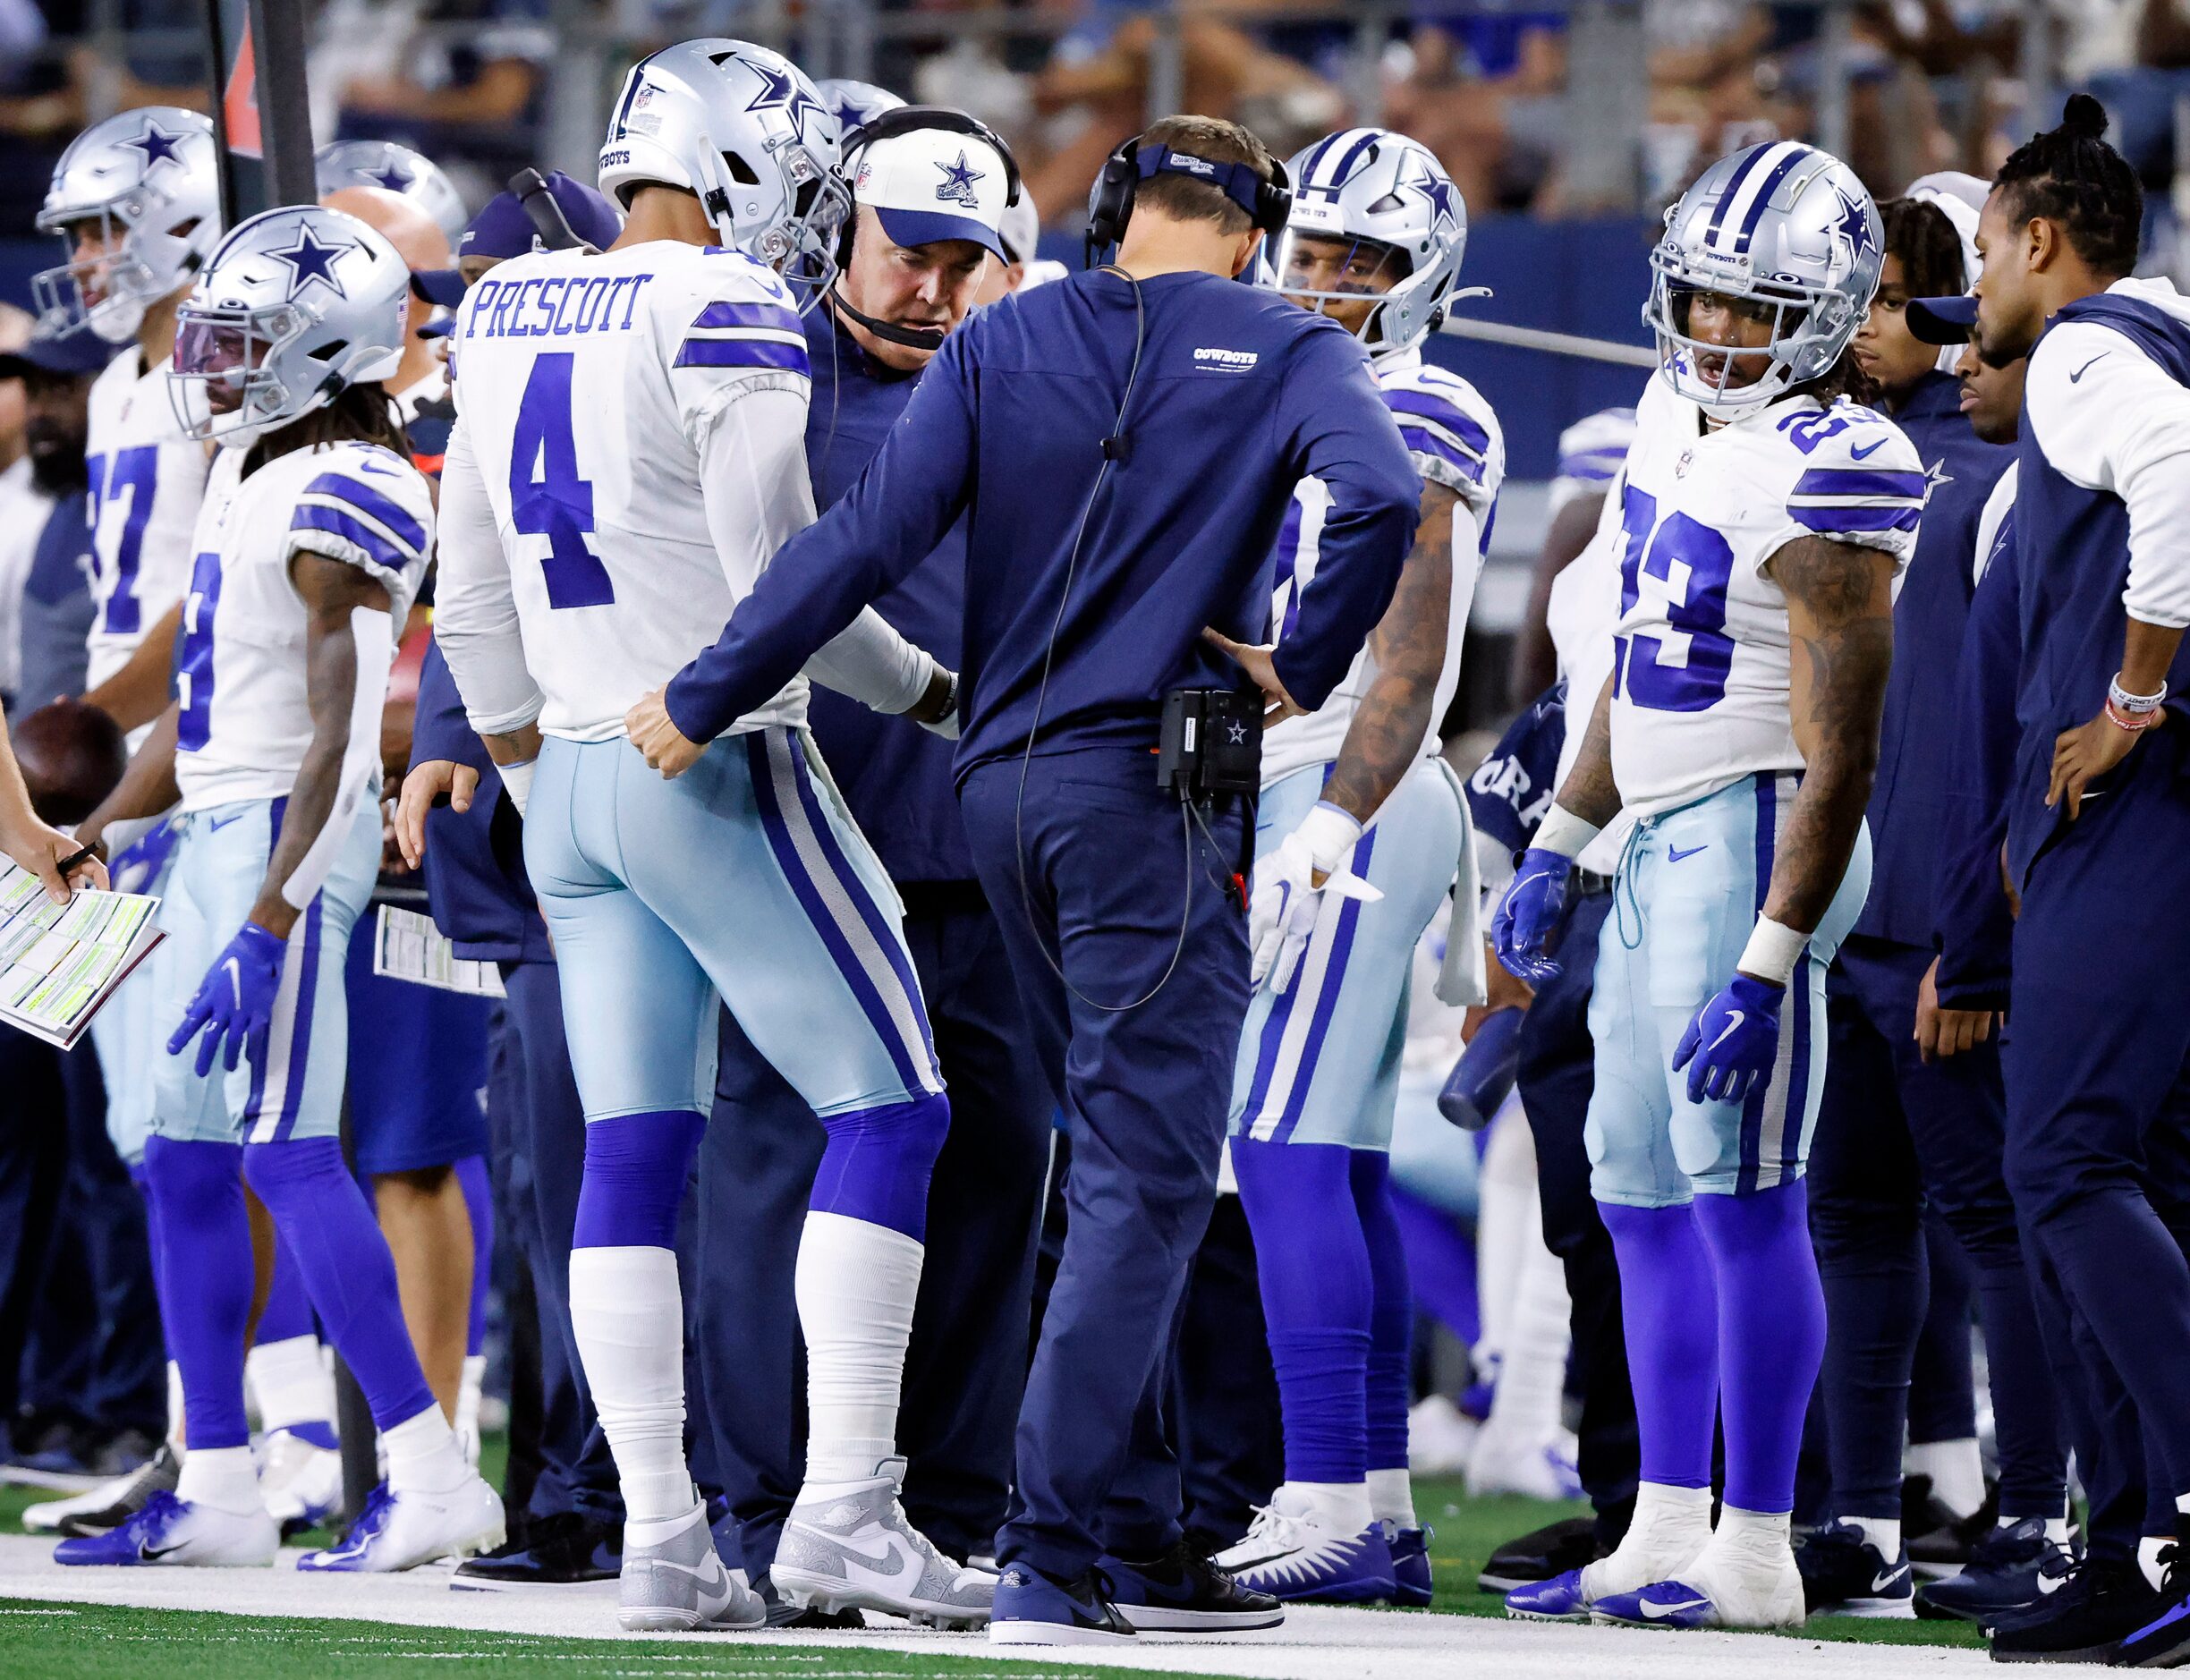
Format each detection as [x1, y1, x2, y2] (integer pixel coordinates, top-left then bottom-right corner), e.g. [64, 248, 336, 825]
[626, 115, 1421, 1644]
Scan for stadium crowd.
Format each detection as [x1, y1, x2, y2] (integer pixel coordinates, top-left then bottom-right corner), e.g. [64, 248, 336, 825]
[0, 4, 2182, 1668]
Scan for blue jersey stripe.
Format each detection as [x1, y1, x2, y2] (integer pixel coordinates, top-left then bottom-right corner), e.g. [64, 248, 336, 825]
[691, 299, 802, 334]
[1399, 422, 1487, 482]
[301, 472, 427, 554]
[673, 337, 811, 375]
[1383, 389, 1490, 452]
[291, 504, 407, 570]
[1792, 466, 1927, 500]
[1789, 502, 1922, 535]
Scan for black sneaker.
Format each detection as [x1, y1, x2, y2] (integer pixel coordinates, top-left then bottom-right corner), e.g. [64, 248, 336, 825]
[1795, 1519, 1915, 1616]
[754, 1573, 866, 1629]
[1100, 1540, 1285, 1632]
[1915, 1516, 2075, 1624]
[452, 1512, 621, 1590]
[1987, 1557, 2163, 1663]
[1478, 1515, 1602, 1593]
[1905, 1472, 1999, 1580]
[22, 1442, 178, 1536]
[2112, 1545, 2190, 1669]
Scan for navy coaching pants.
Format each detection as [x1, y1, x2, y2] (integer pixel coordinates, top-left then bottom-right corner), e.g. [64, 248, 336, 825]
[960, 746, 1251, 1580]
[2005, 724, 2190, 1509]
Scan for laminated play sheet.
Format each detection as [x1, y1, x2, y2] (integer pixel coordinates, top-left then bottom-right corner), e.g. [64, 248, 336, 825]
[0, 864, 164, 1049]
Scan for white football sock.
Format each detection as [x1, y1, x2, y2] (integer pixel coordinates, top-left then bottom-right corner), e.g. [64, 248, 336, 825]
[1473, 1108, 1532, 1381]
[1582, 1481, 1713, 1599]
[246, 1335, 336, 1435]
[1284, 1480, 1373, 1534]
[175, 1444, 261, 1515]
[1482, 1133, 1572, 1446]
[166, 1360, 184, 1448]
[569, 1244, 692, 1523]
[1906, 1438, 1985, 1519]
[796, 1211, 921, 1489]
[455, 1353, 486, 1464]
[1847, 1515, 1902, 1558]
[1367, 1468, 1416, 1528]
[381, 1402, 469, 1496]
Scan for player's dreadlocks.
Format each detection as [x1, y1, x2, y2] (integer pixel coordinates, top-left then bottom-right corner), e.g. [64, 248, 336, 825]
[244, 383, 413, 478]
[1994, 93, 2143, 280]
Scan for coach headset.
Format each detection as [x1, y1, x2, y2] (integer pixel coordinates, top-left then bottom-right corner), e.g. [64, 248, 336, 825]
[1011, 136, 1295, 1012]
[827, 106, 1023, 352]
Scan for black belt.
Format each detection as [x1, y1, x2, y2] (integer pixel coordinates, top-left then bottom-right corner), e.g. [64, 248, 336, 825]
[1574, 869, 1616, 897]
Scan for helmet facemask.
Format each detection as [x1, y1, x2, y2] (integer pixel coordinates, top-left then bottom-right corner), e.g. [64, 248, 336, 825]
[33, 202, 167, 344]
[1274, 229, 1415, 347]
[717, 140, 848, 314]
[169, 300, 334, 447]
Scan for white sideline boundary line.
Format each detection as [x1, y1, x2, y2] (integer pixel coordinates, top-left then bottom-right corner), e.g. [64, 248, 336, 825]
[0, 1535, 1987, 1678]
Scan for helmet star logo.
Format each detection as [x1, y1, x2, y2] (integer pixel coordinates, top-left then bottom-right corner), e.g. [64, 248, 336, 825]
[370, 162, 412, 192]
[743, 60, 827, 144]
[1407, 158, 1457, 231]
[124, 121, 184, 171]
[267, 222, 354, 301]
[1829, 186, 1874, 267]
[934, 151, 984, 208]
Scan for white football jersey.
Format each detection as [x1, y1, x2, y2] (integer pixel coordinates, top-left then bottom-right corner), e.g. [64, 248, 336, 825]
[1263, 347, 1505, 786]
[436, 240, 820, 743]
[84, 349, 211, 690]
[174, 441, 434, 810]
[1609, 369, 1923, 819]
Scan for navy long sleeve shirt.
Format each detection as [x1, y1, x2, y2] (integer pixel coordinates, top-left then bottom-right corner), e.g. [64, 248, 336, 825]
[800, 307, 977, 884]
[665, 267, 1421, 775]
[1932, 503, 2019, 1010]
[1856, 370, 2011, 946]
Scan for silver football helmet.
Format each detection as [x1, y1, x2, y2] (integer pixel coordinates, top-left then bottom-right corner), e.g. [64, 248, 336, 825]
[168, 205, 410, 450]
[1273, 128, 1469, 352]
[1645, 140, 1883, 414]
[816, 78, 905, 135]
[598, 39, 849, 312]
[35, 107, 224, 344]
[315, 140, 470, 244]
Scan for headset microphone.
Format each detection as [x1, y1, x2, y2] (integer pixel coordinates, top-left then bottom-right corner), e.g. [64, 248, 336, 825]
[827, 290, 951, 352]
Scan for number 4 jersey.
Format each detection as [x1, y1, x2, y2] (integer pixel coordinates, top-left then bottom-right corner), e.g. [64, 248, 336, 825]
[84, 349, 213, 693]
[1608, 369, 1923, 819]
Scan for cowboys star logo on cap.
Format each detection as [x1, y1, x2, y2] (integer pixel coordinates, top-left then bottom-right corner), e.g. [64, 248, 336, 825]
[933, 151, 984, 209]
[853, 125, 1011, 264]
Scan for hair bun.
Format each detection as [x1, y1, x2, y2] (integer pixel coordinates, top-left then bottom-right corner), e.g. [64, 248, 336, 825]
[2061, 92, 2110, 141]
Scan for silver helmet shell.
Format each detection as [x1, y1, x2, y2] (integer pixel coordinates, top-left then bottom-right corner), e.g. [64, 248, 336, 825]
[168, 205, 410, 450]
[1644, 140, 1883, 415]
[1274, 127, 1467, 353]
[35, 107, 224, 344]
[815, 78, 905, 135]
[315, 140, 470, 244]
[598, 38, 849, 312]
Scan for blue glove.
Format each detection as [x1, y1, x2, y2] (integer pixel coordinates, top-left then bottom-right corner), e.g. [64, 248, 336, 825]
[1671, 972, 1785, 1106]
[1491, 847, 1576, 984]
[169, 921, 286, 1077]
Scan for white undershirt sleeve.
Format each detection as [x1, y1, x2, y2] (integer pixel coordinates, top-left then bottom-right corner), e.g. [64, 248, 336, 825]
[432, 410, 545, 735]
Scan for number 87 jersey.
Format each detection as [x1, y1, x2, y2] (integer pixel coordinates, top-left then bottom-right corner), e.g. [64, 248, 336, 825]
[1606, 368, 1924, 819]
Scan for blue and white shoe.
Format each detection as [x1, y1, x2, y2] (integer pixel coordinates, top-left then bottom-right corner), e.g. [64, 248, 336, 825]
[1504, 1566, 1592, 1622]
[1593, 1539, 1805, 1633]
[295, 1473, 504, 1574]
[1387, 1523, 1434, 1608]
[1793, 1520, 1914, 1616]
[53, 1490, 277, 1567]
[989, 1565, 1135, 1645]
[1215, 1492, 1395, 1604]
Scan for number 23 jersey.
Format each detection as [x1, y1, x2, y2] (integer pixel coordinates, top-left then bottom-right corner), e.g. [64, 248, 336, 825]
[1608, 369, 1923, 819]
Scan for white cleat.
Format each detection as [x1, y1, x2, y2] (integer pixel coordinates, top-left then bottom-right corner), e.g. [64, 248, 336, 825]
[617, 1501, 765, 1633]
[1213, 1489, 1395, 1603]
[23, 1444, 179, 1536]
[1465, 1423, 1583, 1501]
[52, 1490, 277, 1567]
[1594, 1525, 1807, 1632]
[772, 1456, 996, 1627]
[295, 1473, 505, 1574]
[259, 1429, 343, 1535]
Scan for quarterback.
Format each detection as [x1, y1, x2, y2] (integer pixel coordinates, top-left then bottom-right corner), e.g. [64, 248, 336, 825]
[1497, 141, 1921, 1630]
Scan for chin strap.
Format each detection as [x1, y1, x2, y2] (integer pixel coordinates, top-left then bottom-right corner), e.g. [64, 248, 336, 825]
[828, 288, 947, 352]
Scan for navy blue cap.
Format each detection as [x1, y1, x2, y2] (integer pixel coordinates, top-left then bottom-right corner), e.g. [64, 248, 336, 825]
[413, 172, 625, 312]
[0, 323, 116, 379]
[1906, 294, 1979, 345]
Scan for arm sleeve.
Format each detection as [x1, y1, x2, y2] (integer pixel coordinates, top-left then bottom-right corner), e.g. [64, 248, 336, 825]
[2025, 319, 2190, 629]
[432, 410, 544, 738]
[1269, 327, 1422, 709]
[1932, 547, 2021, 1009]
[664, 327, 979, 742]
[688, 380, 939, 717]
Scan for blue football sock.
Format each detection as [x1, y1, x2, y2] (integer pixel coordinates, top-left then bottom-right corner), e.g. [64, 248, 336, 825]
[1693, 1179, 1826, 1513]
[810, 1090, 950, 1240]
[454, 1153, 493, 1358]
[255, 1229, 318, 1346]
[1235, 1137, 1371, 1486]
[244, 1138, 437, 1433]
[142, 1135, 253, 1452]
[573, 1109, 704, 1251]
[1599, 1200, 1719, 1491]
[1352, 1150, 1413, 1475]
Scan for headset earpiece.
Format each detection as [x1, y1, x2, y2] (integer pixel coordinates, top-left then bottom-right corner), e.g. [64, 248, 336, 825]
[1085, 137, 1140, 267]
[833, 106, 1024, 274]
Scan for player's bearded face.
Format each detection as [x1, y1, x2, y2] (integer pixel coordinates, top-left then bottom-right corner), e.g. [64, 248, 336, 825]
[1680, 290, 1777, 389]
[1971, 190, 2041, 368]
[1282, 235, 1402, 335]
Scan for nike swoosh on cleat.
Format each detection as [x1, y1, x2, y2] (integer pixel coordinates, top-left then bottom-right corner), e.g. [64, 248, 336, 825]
[1706, 1012, 1744, 1052]
[1640, 1596, 1710, 1620]
[140, 1544, 184, 1562]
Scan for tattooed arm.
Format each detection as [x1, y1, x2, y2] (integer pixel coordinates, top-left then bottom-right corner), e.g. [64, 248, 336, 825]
[1321, 481, 1464, 824]
[1549, 669, 1622, 829]
[1761, 533, 1897, 939]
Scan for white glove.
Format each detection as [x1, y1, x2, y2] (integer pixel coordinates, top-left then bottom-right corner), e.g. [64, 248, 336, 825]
[1251, 800, 1383, 992]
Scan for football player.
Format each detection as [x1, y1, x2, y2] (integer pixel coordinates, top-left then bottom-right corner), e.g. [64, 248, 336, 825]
[56, 204, 500, 1572]
[432, 40, 974, 1633]
[1211, 127, 1498, 1608]
[1497, 142, 1921, 1631]
[316, 140, 471, 248]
